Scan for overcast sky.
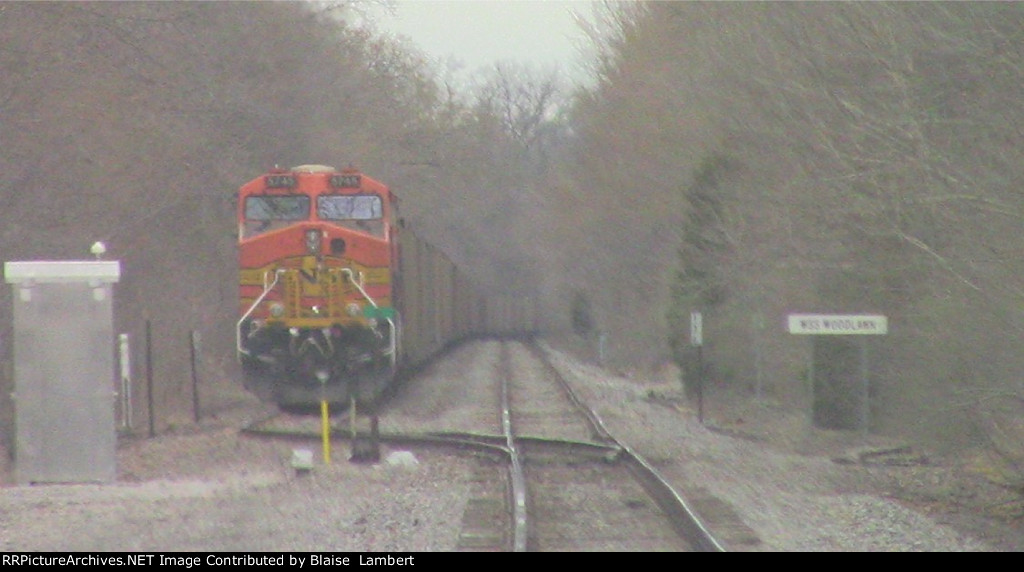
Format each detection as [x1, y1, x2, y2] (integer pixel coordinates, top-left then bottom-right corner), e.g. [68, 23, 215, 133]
[360, 0, 600, 83]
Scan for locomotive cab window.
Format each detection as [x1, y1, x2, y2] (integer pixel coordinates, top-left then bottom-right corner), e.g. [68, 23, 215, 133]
[243, 195, 310, 238]
[318, 194, 384, 236]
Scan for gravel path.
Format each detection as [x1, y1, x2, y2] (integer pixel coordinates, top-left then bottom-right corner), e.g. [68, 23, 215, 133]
[1, 340, 1021, 552]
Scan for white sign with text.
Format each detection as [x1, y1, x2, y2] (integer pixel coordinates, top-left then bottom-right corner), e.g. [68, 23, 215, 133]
[787, 314, 888, 335]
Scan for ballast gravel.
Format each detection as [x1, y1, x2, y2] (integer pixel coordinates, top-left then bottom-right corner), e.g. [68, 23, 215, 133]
[0, 340, 1020, 552]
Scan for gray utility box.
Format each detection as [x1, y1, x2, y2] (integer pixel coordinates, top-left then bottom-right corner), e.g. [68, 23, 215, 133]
[4, 260, 121, 484]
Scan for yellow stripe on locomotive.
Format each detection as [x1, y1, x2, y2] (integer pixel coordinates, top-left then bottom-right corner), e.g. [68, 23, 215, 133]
[240, 256, 392, 328]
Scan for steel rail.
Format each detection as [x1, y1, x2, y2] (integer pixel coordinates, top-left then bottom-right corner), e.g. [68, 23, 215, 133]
[498, 342, 530, 552]
[531, 340, 727, 552]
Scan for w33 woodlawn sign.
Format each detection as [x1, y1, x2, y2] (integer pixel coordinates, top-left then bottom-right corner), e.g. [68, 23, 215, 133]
[787, 314, 888, 335]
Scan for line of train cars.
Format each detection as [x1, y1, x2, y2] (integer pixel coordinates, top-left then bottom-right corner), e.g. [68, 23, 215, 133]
[235, 164, 538, 407]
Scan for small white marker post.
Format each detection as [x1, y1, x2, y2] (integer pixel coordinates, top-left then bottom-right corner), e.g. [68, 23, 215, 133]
[691, 311, 704, 424]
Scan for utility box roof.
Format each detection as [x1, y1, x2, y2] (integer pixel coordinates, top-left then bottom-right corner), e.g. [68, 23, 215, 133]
[4, 260, 120, 284]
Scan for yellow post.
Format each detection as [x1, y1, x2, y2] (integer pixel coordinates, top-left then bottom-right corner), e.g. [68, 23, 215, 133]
[321, 398, 331, 465]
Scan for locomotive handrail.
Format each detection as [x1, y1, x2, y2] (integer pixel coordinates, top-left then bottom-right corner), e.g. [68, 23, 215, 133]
[236, 268, 285, 359]
[340, 267, 397, 367]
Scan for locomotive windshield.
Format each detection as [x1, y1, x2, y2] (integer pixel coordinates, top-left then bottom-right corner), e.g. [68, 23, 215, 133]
[317, 195, 382, 220]
[245, 195, 310, 220]
[242, 195, 310, 238]
[318, 194, 384, 236]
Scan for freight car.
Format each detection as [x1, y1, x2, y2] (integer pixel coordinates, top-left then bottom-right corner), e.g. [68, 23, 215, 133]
[235, 164, 536, 407]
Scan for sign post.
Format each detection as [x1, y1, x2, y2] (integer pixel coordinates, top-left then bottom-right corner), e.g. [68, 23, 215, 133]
[691, 311, 704, 424]
[788, 314, 887, 435]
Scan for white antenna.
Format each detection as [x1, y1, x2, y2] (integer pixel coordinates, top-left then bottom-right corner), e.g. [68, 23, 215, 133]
[90, 241, 107, 259]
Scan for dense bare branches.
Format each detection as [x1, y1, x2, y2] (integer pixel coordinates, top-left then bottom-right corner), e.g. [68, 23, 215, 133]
[563, 1, 1024, 454]
[473, 62, 566, 152]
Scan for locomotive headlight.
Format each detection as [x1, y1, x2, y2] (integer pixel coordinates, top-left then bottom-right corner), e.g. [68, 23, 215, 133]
[346, 302, 362, 317]
[305, 229, 321, 254]
[269, 302, 285, 318]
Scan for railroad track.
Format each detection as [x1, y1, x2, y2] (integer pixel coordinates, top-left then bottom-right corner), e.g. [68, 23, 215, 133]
[496, 341, 722, 551]
[242, 339, 733, 551]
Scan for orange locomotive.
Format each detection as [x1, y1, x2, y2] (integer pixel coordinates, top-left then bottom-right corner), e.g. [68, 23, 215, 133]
[236, 165, 399, 406]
